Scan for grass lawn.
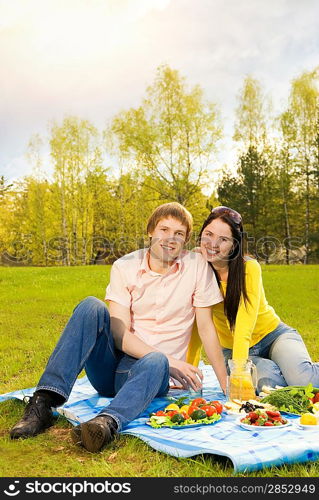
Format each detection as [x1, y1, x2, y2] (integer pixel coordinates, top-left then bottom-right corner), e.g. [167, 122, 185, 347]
[0, 265, 319, 477]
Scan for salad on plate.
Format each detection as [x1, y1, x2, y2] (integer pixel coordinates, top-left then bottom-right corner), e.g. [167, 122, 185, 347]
[147, 396, 223, 429]
[237, 409, 290, 430]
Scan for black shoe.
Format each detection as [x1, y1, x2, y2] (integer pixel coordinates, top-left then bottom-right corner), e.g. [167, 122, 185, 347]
[10, 393, 54, 439]
[71, 415, 118, 453]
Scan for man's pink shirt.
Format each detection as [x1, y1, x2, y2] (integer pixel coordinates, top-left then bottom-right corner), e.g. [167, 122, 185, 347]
[105, 249, 223, 361]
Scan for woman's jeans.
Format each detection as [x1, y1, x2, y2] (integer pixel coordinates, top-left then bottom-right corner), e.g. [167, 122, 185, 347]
[36, 297, 170, 431]
[223, 322, 319, 393]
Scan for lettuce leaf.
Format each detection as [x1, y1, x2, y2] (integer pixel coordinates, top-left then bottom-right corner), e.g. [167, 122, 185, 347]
[148, 413, 221, 428]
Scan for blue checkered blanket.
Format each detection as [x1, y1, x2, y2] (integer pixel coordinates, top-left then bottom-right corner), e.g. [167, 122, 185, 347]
[1, 363, 319, 473]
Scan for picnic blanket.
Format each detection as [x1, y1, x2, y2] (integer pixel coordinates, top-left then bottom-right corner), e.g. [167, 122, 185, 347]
[1, 363, 319, 473]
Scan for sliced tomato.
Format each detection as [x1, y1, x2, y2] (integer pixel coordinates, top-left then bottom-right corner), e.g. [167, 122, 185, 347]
[191, 398, 207, 406]
[166, 410, 179, 417]
[313, 393, 319, 404]
[266, 410, 281, 418]
[200, 405, 217, 417]
[188, 405, 199, 416]
[155, 410, 166, 416]
[181, 411, 190, 420]
[247, 411, 259, 422]
[270, 416, 282, 421]
[210, 401, 223, 414]
[263, 421, 274, 426]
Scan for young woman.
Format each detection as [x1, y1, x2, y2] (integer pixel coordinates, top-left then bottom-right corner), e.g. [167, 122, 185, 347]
[197, 205, 319, 393]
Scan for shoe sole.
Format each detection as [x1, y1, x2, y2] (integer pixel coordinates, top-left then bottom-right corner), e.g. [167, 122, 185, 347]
[71, 422, 110, 453]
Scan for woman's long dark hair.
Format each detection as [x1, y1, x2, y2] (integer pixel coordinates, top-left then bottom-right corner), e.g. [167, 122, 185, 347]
[198, 212, 249, 331]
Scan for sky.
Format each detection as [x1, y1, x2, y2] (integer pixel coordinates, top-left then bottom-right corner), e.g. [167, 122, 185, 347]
[1, 0, 319, 183]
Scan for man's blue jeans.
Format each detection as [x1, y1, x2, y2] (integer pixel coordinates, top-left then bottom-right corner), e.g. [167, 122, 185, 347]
[223, 322, 319, 393]
[37, 297, 170, 431]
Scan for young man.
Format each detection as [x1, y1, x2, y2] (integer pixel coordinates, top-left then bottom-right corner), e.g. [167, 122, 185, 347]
[10, 202, 227, 453]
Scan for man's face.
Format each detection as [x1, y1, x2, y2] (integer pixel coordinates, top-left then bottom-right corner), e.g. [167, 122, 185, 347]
[148, 217, 188, 265]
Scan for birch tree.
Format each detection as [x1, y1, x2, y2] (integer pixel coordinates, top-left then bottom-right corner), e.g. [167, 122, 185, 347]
[106, 64, 222, 205]
[286, 70, 319, 263]
[50, 117, 103, 264]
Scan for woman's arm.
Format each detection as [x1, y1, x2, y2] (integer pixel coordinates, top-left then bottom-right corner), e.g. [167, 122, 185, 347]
[195, 306, 227, 394]
[231, 260, 262, 360]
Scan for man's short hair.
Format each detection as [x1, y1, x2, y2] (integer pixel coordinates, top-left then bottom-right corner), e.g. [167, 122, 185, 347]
[146, 202, 193, 242]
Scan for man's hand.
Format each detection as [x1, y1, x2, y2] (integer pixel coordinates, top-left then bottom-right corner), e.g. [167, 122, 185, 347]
[167, 357, 203, 391]
[109, 300, 204, 392]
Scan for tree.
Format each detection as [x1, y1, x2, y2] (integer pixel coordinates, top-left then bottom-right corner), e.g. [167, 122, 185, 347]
[222, 76, 277, 261]
[106, 64, 222, 205]
[0, 176, 13, 199]
[233, 76, 268, 149]
[0, 176, 14, 261]
[50, 116, 104, 265]
[284, 69, 319, 262]
[217, 146, 278, 261]
[275, 110, 298, 264]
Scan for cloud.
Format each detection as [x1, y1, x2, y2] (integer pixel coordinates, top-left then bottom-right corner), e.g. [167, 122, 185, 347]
[1, 0, 319, 180]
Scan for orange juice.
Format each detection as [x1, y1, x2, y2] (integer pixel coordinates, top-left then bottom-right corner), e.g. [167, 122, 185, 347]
[228, 373, 256, 400]
[227, 359, 257, 401]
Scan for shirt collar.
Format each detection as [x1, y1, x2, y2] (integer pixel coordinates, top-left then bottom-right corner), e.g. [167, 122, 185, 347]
[137, 249, 184, 277]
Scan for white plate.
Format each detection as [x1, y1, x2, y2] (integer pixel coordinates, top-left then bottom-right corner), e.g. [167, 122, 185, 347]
[236, 416, 291, 431]
[226, 410, 242, 416]
[295, 418, 319, 430]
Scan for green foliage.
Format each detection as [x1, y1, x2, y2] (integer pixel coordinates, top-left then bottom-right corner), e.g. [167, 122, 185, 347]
[219, 71, 319, 263]
[107, 64, 222, 205]
[1, 65, 319, 265]
[0, 175, 13, 197]
[1, 67, 220, 265]
[280, 69, 319, 262]
[217, 146, 280, 260]
[233, 75, 267, 147]
[262, 385, 318, 414]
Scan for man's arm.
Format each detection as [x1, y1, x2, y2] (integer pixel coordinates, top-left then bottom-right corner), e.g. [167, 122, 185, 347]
[108, 300, 203, 391]
[109, 300, 154, 356]
[195, 306, 228, 394]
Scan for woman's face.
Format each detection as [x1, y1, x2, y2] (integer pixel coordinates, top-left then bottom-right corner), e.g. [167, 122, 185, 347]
[200, 218, 234, 265]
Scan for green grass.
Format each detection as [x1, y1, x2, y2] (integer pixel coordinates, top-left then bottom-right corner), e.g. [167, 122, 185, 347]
[0, 265, 319, 477]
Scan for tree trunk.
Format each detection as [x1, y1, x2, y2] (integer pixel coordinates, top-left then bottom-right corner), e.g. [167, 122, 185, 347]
[60, 167, 70, 266]
[304, 157, 310, 264]
[283, 201, 291, 265]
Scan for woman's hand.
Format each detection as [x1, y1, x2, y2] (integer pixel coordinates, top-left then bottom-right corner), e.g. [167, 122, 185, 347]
[167, 357, 203, 391]
[191, 246, 202, 254]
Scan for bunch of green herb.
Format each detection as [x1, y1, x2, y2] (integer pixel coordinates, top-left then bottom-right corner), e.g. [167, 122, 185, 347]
[261, 384, 319, 414]
[166, 395, 189, 407]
